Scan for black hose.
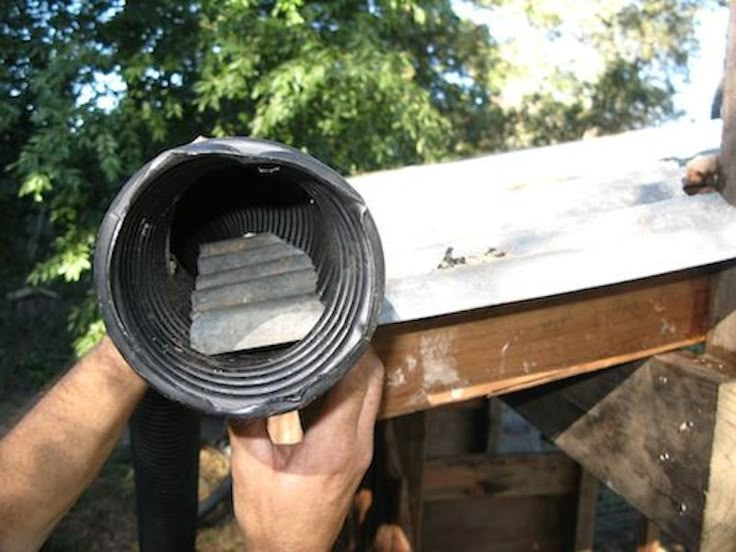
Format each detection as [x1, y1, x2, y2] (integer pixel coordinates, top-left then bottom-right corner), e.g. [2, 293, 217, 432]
[129, 390, 200, 552]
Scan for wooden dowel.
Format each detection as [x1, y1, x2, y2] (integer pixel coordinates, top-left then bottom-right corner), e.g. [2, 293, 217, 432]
[267, 410, 304, 445]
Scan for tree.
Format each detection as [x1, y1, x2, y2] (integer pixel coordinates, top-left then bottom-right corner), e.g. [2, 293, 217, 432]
[0, 0, 720, 354]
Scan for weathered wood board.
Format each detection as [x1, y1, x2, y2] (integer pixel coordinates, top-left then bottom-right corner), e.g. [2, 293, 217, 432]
[423, 452, 578, 502]
[707, 4, 736, 366]
[505, 351, 736, 551]
[376, 271, 709, 418]
[574, 469, 598, 552]
[422, 494, 577, 552]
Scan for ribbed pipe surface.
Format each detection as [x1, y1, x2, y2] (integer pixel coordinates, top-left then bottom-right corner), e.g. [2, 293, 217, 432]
[129, 390, 200, 552]
[95, 137, 384, 417]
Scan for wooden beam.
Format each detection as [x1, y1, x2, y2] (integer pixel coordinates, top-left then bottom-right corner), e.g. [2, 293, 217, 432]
[486, 398, 504, 455]
[423, 452, 578, 502]
[357, 414, 426, 551]
[505, 351, 736, 551]
[376, 271, 709, 418]
[387, 412, 426, 549]
[422, 494, 577, 552]
[574, 469, 598, 552]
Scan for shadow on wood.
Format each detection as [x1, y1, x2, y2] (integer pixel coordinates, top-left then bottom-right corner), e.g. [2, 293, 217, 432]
[505, 351, 736, 551]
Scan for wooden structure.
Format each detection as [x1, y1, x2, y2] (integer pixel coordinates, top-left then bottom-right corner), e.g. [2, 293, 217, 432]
[507, 352, 736, 550]
[355, 118, 730, 418]
[343, 6, 736, 550]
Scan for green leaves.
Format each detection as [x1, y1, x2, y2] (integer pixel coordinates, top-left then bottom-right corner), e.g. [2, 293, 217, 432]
[28, 228, 95, 285]
[271, 0, 306, 25]
[18, 173, 52, 203]
[1, 0, 718, 354]
[70, 297, 107, 356]
[248, 45, 451, 172]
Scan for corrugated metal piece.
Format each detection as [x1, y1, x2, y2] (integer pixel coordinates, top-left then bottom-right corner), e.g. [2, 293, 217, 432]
[190, 233, 324, 355]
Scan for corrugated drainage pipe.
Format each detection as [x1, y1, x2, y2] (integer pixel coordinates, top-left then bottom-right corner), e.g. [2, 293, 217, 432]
[94, 137, 385, 551]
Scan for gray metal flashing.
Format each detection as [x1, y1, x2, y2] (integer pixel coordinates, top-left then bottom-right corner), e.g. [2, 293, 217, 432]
[347, 120, 733, 325]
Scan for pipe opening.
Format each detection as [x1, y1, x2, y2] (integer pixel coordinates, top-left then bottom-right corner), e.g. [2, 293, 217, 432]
[98, 141, 384, 417]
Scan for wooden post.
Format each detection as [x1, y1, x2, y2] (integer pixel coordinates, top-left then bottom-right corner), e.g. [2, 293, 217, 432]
[574, 469, 598, 552]
[358, 413, 426, 551]
[637, 517, 660, 552]
[387, 412, 427, 549]
[707, 0, 736, 364]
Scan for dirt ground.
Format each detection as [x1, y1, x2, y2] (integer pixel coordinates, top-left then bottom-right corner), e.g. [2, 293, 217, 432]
[43, 445, 243, 551]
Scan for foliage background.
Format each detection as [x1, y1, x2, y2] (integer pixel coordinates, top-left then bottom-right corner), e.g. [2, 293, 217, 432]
[0, 1, 728, 549]
[0, 0, 726, 389]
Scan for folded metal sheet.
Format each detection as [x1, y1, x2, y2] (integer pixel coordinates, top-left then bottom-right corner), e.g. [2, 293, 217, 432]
[348, 120, 735, 324]
[190, 233, 324, 355]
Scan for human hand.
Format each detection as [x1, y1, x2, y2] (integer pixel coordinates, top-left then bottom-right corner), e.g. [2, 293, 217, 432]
[228, 348, 385, 552]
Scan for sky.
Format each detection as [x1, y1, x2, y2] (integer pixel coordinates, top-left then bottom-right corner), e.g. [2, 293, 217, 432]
[83, 2, 731, 123]
[453, 1, 730, 122]
[677, 5, 729, 121]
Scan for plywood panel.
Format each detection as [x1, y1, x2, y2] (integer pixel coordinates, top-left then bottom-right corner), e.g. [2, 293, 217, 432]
[506, 351, 736, 551]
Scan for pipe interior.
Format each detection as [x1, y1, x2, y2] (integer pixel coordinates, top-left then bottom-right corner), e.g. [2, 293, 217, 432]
[111, 156, 339, 367]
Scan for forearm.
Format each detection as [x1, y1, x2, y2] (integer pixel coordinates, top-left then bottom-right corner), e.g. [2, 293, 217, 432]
[0, 336, 146, 551]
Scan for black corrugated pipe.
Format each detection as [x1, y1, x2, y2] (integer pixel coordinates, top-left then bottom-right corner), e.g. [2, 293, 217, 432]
[94, 138, 385, 551]
[129, 390, 200, 551]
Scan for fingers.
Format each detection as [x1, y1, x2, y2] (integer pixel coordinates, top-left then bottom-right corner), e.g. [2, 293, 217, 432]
[307, 347, 385, 443]
[229, 347, 386, 462]
[356, 350, 384, 439]
[229, 417, 268, 439]
[228, 418, 271, 460]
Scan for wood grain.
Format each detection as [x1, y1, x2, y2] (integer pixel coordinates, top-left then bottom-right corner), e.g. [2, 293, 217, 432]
[376, 272, 709, 418]
[708, 3, 736, 364]
[422, 452, 578, 502]
[574, 469, 598, 552]
[506, 351, 736, 551]
[422, 494, 576, 552]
